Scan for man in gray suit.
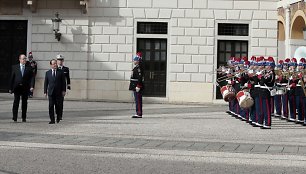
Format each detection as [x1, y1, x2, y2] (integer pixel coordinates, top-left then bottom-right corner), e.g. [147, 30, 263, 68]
[44, 59, 66, 124]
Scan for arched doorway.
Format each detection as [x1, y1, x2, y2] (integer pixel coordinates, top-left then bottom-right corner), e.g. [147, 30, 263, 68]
[291, 16, 306, 39]
[277, 18, 285, 59]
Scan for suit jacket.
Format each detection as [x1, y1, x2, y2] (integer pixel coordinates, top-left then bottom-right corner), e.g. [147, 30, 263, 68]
[44, 69, 66, 96]
[9, 64, 34, 92]
[58, 66, 70, 87]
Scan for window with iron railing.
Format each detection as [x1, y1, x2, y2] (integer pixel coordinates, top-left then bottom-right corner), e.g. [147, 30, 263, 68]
[137, 22, 168, 34]
[218, 23, 249, 36]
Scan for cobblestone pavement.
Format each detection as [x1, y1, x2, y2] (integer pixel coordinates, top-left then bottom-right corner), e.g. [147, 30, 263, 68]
[1, 94, 306, 173]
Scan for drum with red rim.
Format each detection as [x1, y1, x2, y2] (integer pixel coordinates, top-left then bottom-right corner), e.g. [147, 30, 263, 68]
[236, 90, 254, 109]
[220, 85, 235, 102]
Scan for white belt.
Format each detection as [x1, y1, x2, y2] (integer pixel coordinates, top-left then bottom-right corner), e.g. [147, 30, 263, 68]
[297, 85, 302, 87]
[260, 86, 272, 90]
[130, 79, 138, 82]
[281, 83, 287, 86]
[254, 85, 260, 88]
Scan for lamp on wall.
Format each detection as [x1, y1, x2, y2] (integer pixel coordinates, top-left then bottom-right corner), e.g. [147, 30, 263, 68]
[51, 12, 62, 41]
[80, 0, 88, 14]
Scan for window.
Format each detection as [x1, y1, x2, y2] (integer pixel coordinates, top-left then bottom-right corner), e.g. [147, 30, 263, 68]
[218, 23, 249, 36]
[137, 22, 168, 34]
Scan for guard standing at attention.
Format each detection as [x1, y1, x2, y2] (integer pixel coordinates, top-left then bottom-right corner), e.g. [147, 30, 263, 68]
[129, 52, 144, 118]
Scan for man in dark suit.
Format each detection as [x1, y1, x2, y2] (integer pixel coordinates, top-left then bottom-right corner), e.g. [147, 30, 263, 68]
[56, 54, 71, 121]
[9, 54, 35, 122]
[44, 59, 66, 124]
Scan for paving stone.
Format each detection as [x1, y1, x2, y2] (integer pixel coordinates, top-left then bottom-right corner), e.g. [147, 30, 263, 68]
[95, 138, 121, 146]
[251, 145, 269, 153]
[157, 142, 180, 149]
[203, 143, 224, 151]
[77, 138, 108, 145]
[282, 146, 299, 153]
[141, 141, 164, 148]
[298, 147, 306, 154]
[174, 142, 194, 149]
[267, 146, 284, 153]
[124, 140, 150, 147]
[219, 144, 239, 151]
[189, 142, 209, 150]
[112, 139, 136, 146]
[235, 144, 254, 153]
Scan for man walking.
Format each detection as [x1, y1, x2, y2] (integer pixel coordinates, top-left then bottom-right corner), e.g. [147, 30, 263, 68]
[56, 54, 71, 121]
[44, 59, 66, 124]
[9, 54, 34, 122]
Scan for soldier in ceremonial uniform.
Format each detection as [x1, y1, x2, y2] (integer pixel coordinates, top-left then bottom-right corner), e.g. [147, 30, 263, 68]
[254, 56, 265, 127]
[274, 60, 283, 117]
[248, 56, 259, 126]
[258, 57, 275, 129]
[238, 59, 250, 121]
[294, 58, 306, 124]
[56, 54, 71, 122]
[281, 58, 290, 119]
[129, 52, 144, 118]
[288, 58, 298, 122]
[26, 52, 37, 98]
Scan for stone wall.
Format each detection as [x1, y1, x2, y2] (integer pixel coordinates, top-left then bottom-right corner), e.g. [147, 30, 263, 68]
[3, 0, 278, 103]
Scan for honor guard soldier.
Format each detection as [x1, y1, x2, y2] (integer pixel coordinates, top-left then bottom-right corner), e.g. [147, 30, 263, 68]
[288, 58, 298, 122]
[129, 52, 144, 118]
[26, 52, 37, 98]
[248, 56, 258, 125]
[281, 58, 290, 119]
[274, 60, 284, 117]
[294, 58, 306, 124]
[257, 57, 275, 129]
[238, 59, 250, 121]
[56, 54, 71, 122]
[254, 56, 265, 127]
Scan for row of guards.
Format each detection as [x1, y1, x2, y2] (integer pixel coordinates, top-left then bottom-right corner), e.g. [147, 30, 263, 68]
[216, 56, 306, 129]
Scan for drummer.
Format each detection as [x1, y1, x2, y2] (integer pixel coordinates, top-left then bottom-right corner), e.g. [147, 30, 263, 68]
[248, 56, 258, 125]
[238, 58, 250, 122]
[226, 57, 236, 116]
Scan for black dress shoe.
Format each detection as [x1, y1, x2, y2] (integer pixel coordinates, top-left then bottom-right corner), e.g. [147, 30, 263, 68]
[49, 121, 55, 124]
[56, 119, 60, 123]
[22, 119, 26, 122]
[12, 118, 17, 122]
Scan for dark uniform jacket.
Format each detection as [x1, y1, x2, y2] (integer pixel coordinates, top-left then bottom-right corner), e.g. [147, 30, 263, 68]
[58, 66, 71, 89]
[259, 70, 275, 98]
[129, 64, 144, 92]
[26, 60, 38, 75]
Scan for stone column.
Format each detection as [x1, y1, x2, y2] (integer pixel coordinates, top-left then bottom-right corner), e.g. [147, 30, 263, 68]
[285, 7, 291, 58]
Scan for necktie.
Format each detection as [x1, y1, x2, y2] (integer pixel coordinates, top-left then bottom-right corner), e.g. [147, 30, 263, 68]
[21, 65, 25, 77]
[52, 70, 56, 78]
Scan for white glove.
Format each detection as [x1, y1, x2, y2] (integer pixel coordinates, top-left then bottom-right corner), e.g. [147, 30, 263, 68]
[136, 87, 140, 92]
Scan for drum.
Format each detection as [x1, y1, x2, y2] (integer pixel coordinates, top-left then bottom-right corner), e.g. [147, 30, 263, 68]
[236, 91, 254, 109]
[275, 87, 287, 95]
[220, 85, 235, 102]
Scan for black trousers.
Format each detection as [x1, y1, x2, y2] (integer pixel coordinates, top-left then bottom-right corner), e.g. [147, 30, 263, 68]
[48, 94, 62, 122]
[56, 96, 64, 120]
[12, 87, 29, 121]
